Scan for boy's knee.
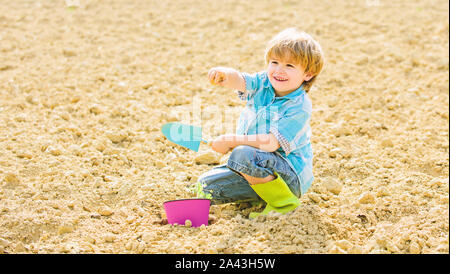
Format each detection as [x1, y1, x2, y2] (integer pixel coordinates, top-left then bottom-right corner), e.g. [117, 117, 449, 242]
[228, 145, 257, 165]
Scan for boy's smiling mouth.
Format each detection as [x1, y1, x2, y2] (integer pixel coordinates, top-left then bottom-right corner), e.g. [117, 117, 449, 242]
[273, 75, 288, 82]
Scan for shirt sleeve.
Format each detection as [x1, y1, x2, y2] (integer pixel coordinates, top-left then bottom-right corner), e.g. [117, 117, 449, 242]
[269, 107, 310, 156]
[236, 71, 265, 101]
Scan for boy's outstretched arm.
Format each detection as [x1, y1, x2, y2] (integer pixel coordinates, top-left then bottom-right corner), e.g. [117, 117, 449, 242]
[208, 67, 246, 91]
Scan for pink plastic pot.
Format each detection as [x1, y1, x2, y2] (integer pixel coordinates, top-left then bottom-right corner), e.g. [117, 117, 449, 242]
[163, 198, 211, 227]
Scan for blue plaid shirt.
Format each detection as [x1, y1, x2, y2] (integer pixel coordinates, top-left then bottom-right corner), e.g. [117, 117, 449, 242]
[236, 71, 314, 195]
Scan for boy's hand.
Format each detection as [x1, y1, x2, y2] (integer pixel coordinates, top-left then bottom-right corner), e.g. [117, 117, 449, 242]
[210, 134, 236, 154]
[208, 67, 231, 86]
[208, 67, 246, 91]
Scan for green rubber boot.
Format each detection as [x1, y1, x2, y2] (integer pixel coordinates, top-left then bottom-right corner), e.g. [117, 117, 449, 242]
[249, 172, 300, 219]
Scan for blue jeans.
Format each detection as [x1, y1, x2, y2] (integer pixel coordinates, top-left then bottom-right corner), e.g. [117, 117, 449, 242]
[196, 145, 301, 205]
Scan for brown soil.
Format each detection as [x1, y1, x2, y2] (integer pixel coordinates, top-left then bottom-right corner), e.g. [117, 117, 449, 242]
[0, 0, 448, 253]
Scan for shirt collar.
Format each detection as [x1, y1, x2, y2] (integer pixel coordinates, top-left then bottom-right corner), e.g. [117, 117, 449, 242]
[272, 84, 306, 100]
[261, 72, 306, 100]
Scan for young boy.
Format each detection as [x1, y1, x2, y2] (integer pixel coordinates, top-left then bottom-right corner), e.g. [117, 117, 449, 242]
[197, 28, 324, 218]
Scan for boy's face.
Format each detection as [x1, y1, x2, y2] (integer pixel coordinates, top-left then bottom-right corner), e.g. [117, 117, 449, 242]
[267, 57, 312, 95]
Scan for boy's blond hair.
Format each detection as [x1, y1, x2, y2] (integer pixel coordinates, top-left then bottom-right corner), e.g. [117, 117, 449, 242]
[265, 28, 324, 92]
